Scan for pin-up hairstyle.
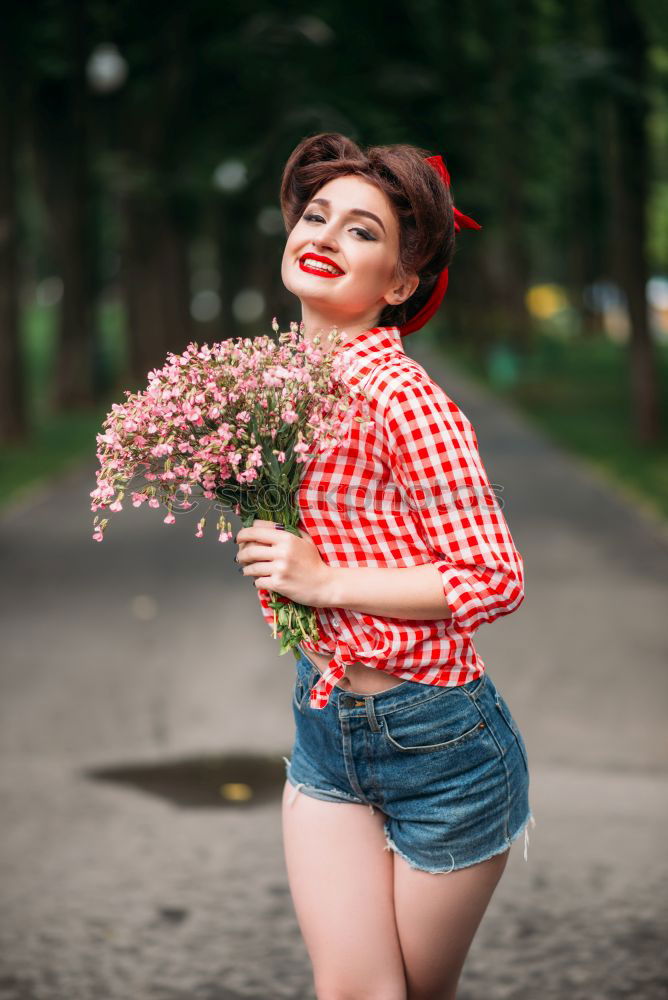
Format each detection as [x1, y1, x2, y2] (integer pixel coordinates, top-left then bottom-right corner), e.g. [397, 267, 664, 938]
[280, 132, 460, 332]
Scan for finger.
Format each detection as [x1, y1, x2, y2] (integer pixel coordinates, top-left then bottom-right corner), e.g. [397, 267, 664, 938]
[240, 520, 280, 536]
[236, 527, 283, 545]
[242, 559, 274, 577]
[239, 540, 275, 560]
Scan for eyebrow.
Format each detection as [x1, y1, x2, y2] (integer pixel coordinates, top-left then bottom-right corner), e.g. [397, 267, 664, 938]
[307, 197, 386, 234]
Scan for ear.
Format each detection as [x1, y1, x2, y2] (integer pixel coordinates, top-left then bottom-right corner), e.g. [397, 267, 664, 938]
[384, 271, 420, 307]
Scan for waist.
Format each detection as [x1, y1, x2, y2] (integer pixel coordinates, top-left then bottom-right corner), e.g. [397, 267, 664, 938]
[299, 644, 406, 694]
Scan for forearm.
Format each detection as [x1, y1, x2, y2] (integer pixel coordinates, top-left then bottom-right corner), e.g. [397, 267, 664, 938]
[321, 563, 453, 621]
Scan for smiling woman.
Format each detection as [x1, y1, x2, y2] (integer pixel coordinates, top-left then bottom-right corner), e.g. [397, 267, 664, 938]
[245, 130, 534, 1000]
[282, 171, 420, 344]
[279, 132, 463, 346]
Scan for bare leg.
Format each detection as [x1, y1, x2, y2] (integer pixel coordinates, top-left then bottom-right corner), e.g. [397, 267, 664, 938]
[393, 846, 510, 1000]
[281, 781, 407, 1000]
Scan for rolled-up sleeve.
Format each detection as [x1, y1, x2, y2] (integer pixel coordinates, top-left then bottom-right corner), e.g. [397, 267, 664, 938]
[383, 375, 525, 632]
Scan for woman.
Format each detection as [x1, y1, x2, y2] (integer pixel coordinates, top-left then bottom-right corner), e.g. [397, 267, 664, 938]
[236, 132, 535, 1000]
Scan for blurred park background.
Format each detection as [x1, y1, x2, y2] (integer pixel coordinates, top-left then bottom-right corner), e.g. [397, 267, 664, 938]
[0, 0, 666, 520]
[2, 4, 668, 999]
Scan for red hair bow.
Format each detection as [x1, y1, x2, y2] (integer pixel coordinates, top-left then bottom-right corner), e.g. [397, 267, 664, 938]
[399, 154, 481, 337]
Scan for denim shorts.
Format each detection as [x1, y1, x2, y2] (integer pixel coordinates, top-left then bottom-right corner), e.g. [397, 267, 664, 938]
[282, 647, 536, 874]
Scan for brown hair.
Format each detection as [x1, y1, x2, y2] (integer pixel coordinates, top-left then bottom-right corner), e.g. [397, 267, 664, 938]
[280, 132, 456, 330]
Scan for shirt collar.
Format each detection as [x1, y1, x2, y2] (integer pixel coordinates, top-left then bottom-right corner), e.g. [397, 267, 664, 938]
[333, 325, 405, 385]
[333, 324, 403, 357]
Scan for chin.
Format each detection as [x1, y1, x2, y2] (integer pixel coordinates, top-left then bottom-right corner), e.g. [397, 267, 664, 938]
[290, 281, 341, 308]
[282, 268, 315, 299]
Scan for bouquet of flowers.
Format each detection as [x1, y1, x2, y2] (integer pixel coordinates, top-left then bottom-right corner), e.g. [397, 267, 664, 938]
[90, 319, 372, 656]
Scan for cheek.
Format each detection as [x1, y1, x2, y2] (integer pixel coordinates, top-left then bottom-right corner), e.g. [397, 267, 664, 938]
[282, 235, 296, 262]
[353, 254, 393, 290]
[281, 239, 298, 281]
[282, 227, 308, 269]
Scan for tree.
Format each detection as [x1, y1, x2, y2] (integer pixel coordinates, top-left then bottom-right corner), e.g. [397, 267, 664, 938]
[604, 0, 661, 443]
[0, 11, 26, 443]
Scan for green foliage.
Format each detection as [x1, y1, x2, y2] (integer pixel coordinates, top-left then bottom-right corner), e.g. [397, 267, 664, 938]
[0, 302, 127, 508]
[4, 0, 668, 518]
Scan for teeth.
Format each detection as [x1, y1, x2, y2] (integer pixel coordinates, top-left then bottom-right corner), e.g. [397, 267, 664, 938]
[302, 258, 342, 275]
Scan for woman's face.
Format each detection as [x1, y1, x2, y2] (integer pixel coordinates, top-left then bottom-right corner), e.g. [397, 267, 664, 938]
[281, 173, 418, 330]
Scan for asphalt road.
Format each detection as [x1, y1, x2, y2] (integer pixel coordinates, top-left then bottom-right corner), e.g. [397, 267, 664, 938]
[1, 338, 666, 999]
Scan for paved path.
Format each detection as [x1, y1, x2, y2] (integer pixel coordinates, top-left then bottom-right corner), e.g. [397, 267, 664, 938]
[1, 338, 667, 999]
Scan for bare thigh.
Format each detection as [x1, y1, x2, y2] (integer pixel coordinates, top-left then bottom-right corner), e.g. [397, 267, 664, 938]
[393, 847, 510, 1000]
[281, 781, 407, 1000]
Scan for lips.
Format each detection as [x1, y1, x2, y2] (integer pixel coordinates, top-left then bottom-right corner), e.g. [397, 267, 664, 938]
[299, 253, 345, 277]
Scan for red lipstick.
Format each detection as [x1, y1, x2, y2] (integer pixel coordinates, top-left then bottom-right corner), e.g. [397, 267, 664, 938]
[299, 253, 345, 277]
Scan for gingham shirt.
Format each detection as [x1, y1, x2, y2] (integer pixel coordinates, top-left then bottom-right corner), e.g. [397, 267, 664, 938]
[257, 325, 525, 710]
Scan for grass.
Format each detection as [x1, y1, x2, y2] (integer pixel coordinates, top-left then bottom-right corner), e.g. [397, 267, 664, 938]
[0, 300, 130, 511]
[432, 326, 668, 524]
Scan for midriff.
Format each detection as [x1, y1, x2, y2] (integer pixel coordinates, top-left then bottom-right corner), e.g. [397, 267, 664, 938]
[300, 645, 405, 695]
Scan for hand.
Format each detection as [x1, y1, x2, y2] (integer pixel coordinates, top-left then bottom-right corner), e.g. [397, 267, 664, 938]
[235, 519, 332, 608]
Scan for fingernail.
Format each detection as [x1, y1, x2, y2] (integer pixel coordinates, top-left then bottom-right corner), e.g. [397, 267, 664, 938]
[274, 523, 285, 530]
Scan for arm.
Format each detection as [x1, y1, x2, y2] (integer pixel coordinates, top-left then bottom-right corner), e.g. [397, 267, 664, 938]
[321, 562, 454, 620]
[327, 375, 525, 630]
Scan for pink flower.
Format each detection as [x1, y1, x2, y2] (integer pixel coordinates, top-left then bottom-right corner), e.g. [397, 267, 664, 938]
[91, 321, 355, 550]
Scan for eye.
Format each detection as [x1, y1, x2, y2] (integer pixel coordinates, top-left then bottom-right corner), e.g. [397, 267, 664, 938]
[303, 213, 376, 242]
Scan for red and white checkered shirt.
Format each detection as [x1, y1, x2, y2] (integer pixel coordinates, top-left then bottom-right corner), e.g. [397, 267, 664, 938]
[257, 325, 525, 710]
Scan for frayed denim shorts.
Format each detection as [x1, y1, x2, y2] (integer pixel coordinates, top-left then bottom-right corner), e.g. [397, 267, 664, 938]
[283, 647, 536, 874]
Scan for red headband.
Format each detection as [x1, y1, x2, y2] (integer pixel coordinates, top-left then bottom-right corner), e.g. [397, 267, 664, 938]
[399, 154, 481, 337]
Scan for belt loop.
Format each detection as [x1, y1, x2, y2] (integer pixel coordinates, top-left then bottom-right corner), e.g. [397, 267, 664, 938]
[365, 696, 381, 732]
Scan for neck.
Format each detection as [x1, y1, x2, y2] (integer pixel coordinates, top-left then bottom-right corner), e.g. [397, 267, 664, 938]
[299, 302, 384, 353]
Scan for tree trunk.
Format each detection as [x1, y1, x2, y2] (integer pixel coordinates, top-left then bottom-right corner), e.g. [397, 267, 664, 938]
[604, 0, 660, 444]
[567, 97, 608, 338]
[120, 192, 192, 383]
[0, 30, 25, 443]
[483, 0, 534, 356]
[31, 0, 96, 412]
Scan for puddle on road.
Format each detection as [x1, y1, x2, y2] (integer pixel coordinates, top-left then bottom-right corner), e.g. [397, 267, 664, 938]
[82, 752, 289, 808]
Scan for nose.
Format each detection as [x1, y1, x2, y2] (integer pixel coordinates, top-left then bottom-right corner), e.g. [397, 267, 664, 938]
[311, 222, 338, 252]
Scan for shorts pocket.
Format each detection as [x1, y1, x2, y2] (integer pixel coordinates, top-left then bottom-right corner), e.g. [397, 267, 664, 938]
[381, 687, 487, 754]
[493, 690, 529, 772]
